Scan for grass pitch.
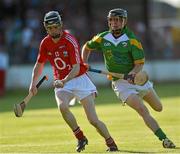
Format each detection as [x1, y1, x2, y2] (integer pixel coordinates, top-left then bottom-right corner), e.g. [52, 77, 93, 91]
[0, 83, 180, 153]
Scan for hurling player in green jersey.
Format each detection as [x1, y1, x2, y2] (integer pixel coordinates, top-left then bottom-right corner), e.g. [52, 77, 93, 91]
[82, 8, 175, 149]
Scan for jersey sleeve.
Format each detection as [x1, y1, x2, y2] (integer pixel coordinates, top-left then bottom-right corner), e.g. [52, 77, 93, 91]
[67, 36, 81, 65]
[86, 34, 102, 51]
[130, 38, 145, 64]
[37, 40, 47, 63]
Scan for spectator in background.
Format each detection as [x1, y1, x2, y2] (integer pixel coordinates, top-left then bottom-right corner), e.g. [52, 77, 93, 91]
[163, 26, 173, 59]
[0, 46, 8, 69]
[0, 46, 8, 96]
[1, 0, 180, 65]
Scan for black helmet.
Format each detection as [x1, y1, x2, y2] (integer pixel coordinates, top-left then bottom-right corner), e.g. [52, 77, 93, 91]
[44, 11, 62, 26]
[107, 8, 127, 18]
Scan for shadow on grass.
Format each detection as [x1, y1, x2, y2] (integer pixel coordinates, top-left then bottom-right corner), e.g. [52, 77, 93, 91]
[0, 83, 180, 113]
[4, 148, 178, 153]
[7, 148, 178, 153]
[120, 149, 178, 153]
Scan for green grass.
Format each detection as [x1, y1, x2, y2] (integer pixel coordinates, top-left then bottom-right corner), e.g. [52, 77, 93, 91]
[0, 83, 180, 153]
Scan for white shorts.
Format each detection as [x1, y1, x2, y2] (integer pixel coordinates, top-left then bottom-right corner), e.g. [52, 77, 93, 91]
[112, 79, 153, 103]
[54, 74, 97, 101]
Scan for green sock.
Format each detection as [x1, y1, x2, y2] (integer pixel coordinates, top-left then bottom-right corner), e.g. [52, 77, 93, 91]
[154, 128, 167, 141]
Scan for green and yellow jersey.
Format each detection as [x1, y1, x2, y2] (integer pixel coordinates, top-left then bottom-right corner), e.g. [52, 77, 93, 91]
[86, 27, 145, 76]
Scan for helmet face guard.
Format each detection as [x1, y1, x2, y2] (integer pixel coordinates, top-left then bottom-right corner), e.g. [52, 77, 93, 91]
[107, 8, 127, 19]
[44, 11, 62, 28]
[107, 8, 127, 35]
[44, 11, 62, 39]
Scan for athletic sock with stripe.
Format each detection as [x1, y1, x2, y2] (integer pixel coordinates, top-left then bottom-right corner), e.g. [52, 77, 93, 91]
[155, 128, 167, 141]
[73, 126, 85, 140]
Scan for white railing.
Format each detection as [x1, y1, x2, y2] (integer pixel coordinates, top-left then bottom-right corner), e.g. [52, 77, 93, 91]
[5, 60, 180, 89]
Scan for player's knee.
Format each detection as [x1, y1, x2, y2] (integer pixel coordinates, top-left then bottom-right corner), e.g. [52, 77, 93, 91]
[59, 103, 69, 113]
[88, 118, 99, 127]
[137, 107, 149, 117]
[154, 104, 163, 112]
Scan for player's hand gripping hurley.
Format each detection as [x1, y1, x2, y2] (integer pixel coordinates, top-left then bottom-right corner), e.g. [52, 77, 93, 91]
[14, 75, 48, 117]
[88, 67, 148, 86]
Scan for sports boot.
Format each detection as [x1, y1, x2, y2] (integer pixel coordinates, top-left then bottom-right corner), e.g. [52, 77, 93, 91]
[106, 146, 119, 152]
[76, 137, 88, 152]
[162, 138, 176, 148]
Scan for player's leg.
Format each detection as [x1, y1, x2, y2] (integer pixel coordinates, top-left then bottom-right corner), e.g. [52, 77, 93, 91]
[126, 94, 175, 148]
[143, 89, 176, 148]
[55, 90, 77, 129]
[112, 80, 175, 148]
[126, 94, 160, 132]
[143, 88, 162, 112]
[80, 94, 118, 152]
[55, 90, 88, 152]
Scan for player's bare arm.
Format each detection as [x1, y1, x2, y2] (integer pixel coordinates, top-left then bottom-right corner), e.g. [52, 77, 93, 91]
[81, 43, 92, 63]
[54, 63, 80, 88]
[129, 63, 144, 75]
[126, 63, 144, 84]
[29, 62, 45, 95]
[63, 63, 80, 83]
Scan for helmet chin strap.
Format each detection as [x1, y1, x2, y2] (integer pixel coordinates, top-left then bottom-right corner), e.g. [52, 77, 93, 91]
[111, 29, 122, 37]
[51, 34, 61, 39]
[109, 18, 126, 38]
[51, 29, 62, 39]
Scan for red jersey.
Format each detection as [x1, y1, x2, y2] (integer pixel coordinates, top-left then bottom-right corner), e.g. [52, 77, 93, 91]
[37, 31, 87, 80]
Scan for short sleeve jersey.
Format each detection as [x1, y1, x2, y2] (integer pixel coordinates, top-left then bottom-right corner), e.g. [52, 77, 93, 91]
[86, 27, 145, 75]
[37, 31, 87, 80]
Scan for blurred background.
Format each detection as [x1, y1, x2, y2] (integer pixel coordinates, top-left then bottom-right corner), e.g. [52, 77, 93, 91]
[0, 0, 180, 96]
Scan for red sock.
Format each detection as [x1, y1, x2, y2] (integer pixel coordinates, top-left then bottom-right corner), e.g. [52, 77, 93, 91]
[105, 137, 117, 147]
[73, 127, 85, 140]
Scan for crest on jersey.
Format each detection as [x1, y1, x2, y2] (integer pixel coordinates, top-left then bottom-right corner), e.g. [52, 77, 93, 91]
[105, 50, 112, 59]
[122, 42, 128, 47]
[47, 51, 52, 56]
[104, 42, 111, 47]
[63, 51, 68, 57]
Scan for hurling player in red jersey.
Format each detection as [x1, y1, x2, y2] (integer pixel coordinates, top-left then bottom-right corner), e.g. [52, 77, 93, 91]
[29, 11, 118, 152]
